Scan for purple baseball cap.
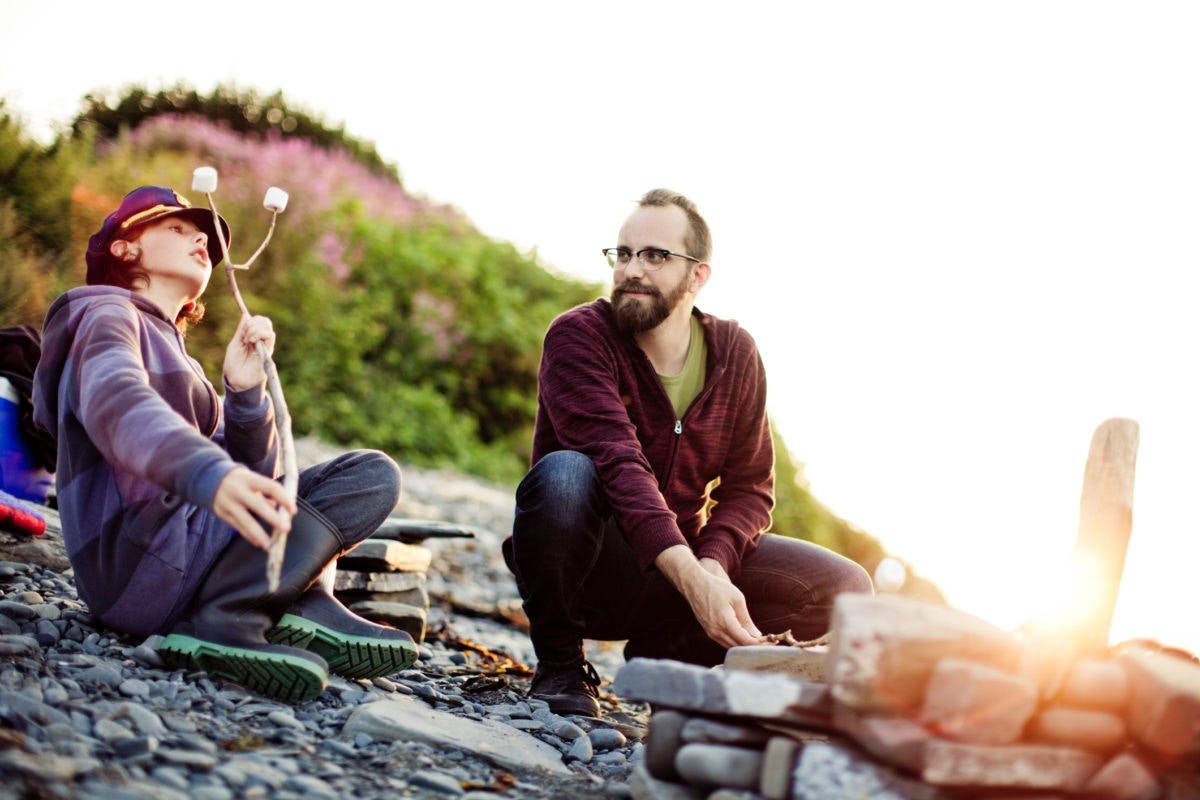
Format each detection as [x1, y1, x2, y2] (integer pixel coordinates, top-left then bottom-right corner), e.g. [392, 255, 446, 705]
[85, 186, 231, 285]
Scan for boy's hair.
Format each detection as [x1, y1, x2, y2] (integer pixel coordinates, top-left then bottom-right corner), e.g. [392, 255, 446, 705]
[97, 226, 206, 333]
[85, 186, 223, 334]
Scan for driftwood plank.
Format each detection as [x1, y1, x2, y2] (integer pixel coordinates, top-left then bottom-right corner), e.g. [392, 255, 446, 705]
[338, 540, 432, 574]
[372, 517, 477, 544]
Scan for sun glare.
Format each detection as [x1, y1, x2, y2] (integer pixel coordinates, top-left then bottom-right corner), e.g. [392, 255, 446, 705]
[1023, 552, 1111, 645]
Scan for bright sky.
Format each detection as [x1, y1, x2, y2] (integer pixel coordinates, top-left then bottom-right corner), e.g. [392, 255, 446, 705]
[3, 1, 1198, 655]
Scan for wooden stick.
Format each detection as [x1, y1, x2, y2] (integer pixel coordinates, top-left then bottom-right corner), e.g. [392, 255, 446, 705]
[208, 199, 298, 592]
[1070, 417, 1139, 654]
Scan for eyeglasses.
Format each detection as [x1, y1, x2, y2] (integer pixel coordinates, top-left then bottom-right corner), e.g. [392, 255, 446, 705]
[602, 247, 701, 271]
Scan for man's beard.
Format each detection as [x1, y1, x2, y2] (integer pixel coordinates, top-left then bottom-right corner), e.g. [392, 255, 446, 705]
[611, 274, 690, 335]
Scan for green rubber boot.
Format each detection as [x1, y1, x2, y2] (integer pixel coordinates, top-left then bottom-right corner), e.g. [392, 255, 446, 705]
[158, 633, 328, 703]
[159, 500, 341, 702]
[265, 507, 418, 680]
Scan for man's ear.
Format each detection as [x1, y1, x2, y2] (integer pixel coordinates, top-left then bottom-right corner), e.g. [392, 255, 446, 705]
[690, 261, 712, 293]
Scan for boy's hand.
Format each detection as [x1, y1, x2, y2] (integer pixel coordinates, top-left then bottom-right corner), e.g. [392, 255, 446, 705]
[223, 315, 275, 391]
[212, 466, 296, 549]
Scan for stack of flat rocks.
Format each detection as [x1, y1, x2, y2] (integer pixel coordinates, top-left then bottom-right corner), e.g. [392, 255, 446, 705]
[333, 518, 475, 644]
[615, 593, 1200, 800]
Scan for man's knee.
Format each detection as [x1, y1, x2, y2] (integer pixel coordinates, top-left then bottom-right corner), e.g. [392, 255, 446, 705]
[517, 450, 600, 509]
[745, 535, 874, 606]
[835, 556, 874, 596]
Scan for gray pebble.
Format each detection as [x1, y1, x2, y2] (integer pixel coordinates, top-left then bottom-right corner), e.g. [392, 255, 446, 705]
[176, 732, 220, 754]
[158, 748, 219, 770]
[114, 734, 158, 762]
[118, 678, 152, 698]
[490, 701, 532, 718]
[372, 676, 398, 692]
[0, 634, 41, 659]
[112, 702, 168, 737]
[36, 618, 61, 641]
[567, 734, 594, 763]
[592, 749, 628, 766]
[285, 774, 340, 799]
[132, 639, 166, 668]
[507, 718, 543, 732]
[588, 727, 628, 751]
[191, 786, 235, 800]
[0, 600, 36, 620]
[79, 663, 125, 688]
[551, 719, 586, 740]
[32, 602, 61, 620]
[408, 768, 464, 795]
[267, 710, 305, 730]
[151, 765, 192, 791]
[321, 739, 359, 758]
[40, 678, 69, 706]
[92, 718, 134, 743]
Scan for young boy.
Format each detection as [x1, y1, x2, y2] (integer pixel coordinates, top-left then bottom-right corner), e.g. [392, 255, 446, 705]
[33, 186, 416, 702]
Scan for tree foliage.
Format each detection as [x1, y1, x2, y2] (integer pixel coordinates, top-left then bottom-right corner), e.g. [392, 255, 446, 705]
[0, 85, 906, 577]
[0, 101, 86, 325]
[71, 85, 394, 179]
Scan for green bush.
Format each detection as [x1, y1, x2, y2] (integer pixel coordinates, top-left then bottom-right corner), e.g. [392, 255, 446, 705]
[0, 89, 902, 575]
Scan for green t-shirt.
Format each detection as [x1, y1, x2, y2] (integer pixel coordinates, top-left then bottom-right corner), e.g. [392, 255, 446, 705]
[658, 315, 707, 419]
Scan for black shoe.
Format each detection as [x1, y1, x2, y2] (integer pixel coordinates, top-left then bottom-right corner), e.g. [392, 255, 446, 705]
[529, 660, 602, 717]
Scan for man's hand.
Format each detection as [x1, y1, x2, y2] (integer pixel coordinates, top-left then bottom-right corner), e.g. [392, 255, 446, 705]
[655, 545, 762, 649]
[212, 466, 296, 550]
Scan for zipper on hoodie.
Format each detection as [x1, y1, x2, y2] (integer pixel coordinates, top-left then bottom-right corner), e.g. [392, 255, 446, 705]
[660, 363, 726, 492]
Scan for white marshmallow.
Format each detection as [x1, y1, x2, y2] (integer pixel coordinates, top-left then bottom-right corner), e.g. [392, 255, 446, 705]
[191, 167, 218, 194]
[263, 187, 289, 213]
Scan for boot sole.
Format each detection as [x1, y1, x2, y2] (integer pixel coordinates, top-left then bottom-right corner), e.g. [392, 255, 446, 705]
[532, 691, 601, 718]
[158, 634, 328, 703]
[267, 614, 418, 680]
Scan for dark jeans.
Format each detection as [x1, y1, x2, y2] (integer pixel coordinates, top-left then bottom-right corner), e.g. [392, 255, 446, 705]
[171, 449, 401, 635]
[503, 451, 873, 669]
[296, 449, 402, 548]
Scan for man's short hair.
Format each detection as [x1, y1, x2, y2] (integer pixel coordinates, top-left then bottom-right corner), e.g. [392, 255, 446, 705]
[638, 189, 712, 263]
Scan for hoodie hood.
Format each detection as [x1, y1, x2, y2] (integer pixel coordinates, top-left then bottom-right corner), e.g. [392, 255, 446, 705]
[33, 286, 180, 441]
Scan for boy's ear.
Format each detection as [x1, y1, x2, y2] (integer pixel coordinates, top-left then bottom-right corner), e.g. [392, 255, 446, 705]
[110, 239, 139, 262]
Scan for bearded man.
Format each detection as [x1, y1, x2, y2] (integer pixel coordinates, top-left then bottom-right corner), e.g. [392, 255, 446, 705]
[502, 189, 872, 717]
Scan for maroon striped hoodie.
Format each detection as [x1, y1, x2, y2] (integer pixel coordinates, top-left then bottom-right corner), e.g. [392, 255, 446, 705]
[529, 299, 774, 579]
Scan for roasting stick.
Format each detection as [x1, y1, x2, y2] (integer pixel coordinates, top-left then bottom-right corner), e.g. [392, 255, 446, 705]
[192, 167, 298, 591]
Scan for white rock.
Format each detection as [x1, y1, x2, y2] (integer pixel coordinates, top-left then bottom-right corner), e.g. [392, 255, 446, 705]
[344, 695, 569, 775]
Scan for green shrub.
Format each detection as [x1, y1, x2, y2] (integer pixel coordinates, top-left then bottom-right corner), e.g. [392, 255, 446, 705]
[0, 90, 898, 570]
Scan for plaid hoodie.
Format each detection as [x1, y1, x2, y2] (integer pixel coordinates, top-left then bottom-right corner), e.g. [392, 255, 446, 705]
[32, 287, 277, 637]
[527, 299, 774, 579]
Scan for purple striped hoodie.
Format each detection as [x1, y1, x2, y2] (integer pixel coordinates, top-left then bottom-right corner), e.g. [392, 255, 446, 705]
[32, 287, 277, 637]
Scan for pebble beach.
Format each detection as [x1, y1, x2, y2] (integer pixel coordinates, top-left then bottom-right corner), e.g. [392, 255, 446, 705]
[0, 438, 648, 799]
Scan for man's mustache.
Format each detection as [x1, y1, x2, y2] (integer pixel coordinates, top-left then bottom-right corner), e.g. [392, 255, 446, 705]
[614, 282, 659, 297]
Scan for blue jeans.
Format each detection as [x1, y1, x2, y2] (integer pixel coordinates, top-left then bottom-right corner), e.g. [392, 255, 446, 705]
[295, 449, 401, 547]
[503, 451, 873, 669]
